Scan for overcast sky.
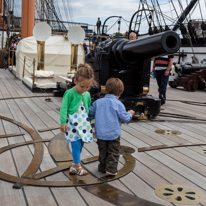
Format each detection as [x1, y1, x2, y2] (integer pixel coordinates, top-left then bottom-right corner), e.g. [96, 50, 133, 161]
[71, 0, 144, 33]
[71, 0, 206, 34]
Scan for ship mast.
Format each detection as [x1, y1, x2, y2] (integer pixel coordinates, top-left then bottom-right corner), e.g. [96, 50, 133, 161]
[21, 0, 35, 39]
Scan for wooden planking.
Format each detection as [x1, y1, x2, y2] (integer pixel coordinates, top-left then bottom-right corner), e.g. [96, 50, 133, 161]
[79, 147, 139, 206]
[16, 93, 112, 205]
[79, 140, 137, 196]
[0, 99, 59, 205]
[82, 136, 173, 206]
[119, 131, 205, 206]
[12, 98, 89, 205]
[128, 123, 182, 145]
[0, 70, 206, 205]
[0, 71, 12, 98]
[161, 102, 206, 120]
[0, 85, 4, 98]
[1, 70, 27, 97]
[147, 149, 206, 189]
[77, 187, 114, 206]
[0, 70, 20, 97]
[160, 148, 206, 176]
[126, 121, 206, 185]
[5, 70, 35, 97]
[81, 140, 139, 194]
[0, 119, 27, 206]
[149, 78, 206, 102]
[137, 122, 206, 166]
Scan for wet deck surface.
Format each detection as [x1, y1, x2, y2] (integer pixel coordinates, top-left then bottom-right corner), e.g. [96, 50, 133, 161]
[0, 69, 205, 206]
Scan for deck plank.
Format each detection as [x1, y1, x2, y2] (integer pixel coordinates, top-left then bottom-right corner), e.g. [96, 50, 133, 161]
[0, 71, 12, 98]
[1, 70, 28, 97]
[0, 70, 20, 97]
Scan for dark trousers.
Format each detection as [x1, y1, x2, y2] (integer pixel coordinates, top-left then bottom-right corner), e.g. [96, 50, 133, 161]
[97, 26, 101, 35]
[155, 70, 170, 100]
[97, 137, 120, 173]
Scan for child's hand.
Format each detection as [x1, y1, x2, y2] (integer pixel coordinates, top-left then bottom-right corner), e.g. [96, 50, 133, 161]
[128, 110, 135, 116]
[60, 125, 68, 132]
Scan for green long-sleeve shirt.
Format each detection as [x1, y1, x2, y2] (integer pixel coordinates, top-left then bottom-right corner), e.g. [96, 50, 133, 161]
[60, 87, 91, 125]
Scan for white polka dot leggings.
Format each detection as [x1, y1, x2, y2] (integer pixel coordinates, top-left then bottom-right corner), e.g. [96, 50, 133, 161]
[71, 139, 84, 164]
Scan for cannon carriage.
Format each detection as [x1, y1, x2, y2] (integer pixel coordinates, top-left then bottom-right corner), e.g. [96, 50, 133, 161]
[169, 63, 206, 91]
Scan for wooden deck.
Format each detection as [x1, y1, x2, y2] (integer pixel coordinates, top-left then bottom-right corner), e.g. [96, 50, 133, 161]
[0, 68, 205, 206]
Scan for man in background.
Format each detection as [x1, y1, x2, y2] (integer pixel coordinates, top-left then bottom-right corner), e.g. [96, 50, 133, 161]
[91, 31, 98, 50]
[152, 55, 174, 105]
[129, 32, 137, 40]
[96, 17, 101, 35]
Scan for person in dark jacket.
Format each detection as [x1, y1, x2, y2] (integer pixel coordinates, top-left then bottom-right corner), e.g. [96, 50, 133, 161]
[91, 32, 98, 50]
[83, 43, 88, 54]
[96, 17, 101, 35]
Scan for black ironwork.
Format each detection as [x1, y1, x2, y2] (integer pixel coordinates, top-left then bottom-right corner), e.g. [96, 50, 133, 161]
[86, 31, 181, 118]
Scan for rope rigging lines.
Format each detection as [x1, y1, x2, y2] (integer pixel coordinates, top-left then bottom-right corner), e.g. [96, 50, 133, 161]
[2, 0, 74, 32]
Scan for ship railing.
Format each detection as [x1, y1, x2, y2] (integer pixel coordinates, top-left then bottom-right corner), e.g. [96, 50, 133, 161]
[22, 56, 77, 88]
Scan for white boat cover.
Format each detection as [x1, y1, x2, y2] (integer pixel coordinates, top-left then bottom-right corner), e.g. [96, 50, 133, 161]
[16, 35, 85, 80]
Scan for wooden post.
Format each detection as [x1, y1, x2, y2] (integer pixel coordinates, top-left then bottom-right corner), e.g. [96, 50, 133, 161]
[32, 58, 35, 87]
[22, 56, 26, 78]
[21, 0, 35, 39]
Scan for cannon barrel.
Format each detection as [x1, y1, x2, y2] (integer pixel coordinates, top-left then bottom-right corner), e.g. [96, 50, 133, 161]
[178, 64, 206, 74]
[107, 31, 180, 69]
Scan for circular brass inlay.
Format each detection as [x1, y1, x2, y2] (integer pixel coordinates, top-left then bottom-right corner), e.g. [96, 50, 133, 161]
[155, 184, 205, 204]
[119, 146, 135, 154]
[155, 129, 182, 135]
[197, 147, 206, 155]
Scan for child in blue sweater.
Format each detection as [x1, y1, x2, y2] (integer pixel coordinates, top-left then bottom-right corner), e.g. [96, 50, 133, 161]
[89, 78, 134, 175]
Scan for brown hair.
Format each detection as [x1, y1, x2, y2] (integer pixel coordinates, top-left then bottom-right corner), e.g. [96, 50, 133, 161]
[105, 78, 124, 96]
[75, 63, 94, 82]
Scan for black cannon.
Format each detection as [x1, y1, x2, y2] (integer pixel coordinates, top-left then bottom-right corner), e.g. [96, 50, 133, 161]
[169, 63, 206, 91]
[86, 31, 181, 119]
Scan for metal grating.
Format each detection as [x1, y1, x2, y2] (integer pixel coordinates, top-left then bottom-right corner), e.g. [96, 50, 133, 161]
[155, 184, 205, 204]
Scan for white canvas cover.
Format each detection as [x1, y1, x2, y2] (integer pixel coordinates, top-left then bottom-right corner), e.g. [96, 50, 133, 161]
[16, 35, 85, 80]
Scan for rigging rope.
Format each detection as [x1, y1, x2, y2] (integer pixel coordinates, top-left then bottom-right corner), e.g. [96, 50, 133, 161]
[62, 0, 70, 22]
[197, 0, 204, 20]
[106, 19, 120, 33]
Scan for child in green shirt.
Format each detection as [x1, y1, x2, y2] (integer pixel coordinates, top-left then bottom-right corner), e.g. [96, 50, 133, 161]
[60, 63, 94, 176]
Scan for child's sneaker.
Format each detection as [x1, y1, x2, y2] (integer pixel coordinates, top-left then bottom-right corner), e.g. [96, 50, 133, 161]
[106, 171, 117, 176]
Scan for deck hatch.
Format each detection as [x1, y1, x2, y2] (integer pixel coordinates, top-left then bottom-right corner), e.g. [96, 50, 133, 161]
[155, 184, 205, 204]
[197, 147, 206, 155]
[155, 129, 182, 135]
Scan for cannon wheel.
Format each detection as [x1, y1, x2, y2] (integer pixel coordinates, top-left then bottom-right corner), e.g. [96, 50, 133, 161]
[187, 80, 198, 91]
[169, 81, 177, 88]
